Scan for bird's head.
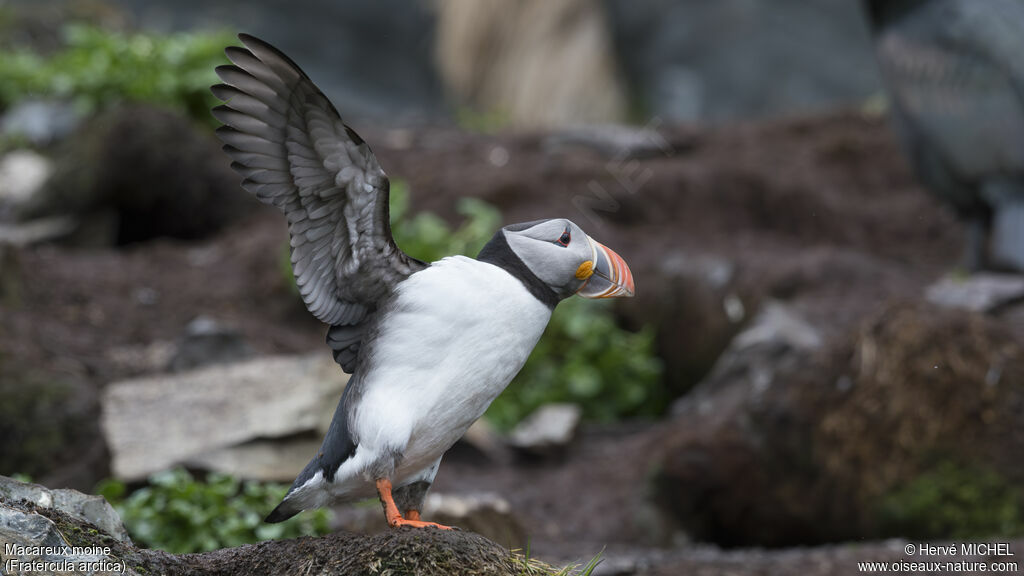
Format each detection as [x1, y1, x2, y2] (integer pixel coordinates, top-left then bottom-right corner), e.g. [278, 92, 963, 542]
[479, 218, 634, 303]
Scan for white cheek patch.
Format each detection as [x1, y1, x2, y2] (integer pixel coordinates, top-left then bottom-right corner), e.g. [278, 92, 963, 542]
[506, 232, 581, 290]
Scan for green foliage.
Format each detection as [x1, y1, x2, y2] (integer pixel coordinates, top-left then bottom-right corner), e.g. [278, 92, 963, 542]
[389, 180, 501, 262]
[97, 468, 331, 554]
[878, 460, 1024, 539]
[487, 298, 662, 430]
[455, 106, 512, 133]
[0, 23, 231, 124]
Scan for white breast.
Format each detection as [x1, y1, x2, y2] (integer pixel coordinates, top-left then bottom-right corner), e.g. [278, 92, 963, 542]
[345, 256, 552, 489]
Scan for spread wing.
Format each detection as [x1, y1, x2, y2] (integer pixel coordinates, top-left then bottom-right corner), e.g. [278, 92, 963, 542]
[211, 33, 426, 372]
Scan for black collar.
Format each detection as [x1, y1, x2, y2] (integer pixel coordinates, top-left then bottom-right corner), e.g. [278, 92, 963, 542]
[477, 230, 560, 309]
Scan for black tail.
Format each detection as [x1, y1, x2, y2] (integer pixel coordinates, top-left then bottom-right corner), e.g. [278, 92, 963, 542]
[264, 501, 301, 523]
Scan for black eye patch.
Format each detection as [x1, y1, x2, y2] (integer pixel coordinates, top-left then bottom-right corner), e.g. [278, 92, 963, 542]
[556, 229, 571, 247]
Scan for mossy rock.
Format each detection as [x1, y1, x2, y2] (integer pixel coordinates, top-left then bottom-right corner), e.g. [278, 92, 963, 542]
[878, 460, 1024, 539]
[813, 302, 1024, 533]
[651, 301, 1024, 546]
[7, 497, 573, 576]
[0, 358, 104, 488]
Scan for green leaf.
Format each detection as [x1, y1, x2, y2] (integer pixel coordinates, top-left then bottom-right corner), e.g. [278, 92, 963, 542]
[97, 468, 333, 554]
[0, 23, 233, 127]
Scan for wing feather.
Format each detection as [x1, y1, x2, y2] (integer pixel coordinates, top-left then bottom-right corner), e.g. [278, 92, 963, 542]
[212, 33, 426, 373]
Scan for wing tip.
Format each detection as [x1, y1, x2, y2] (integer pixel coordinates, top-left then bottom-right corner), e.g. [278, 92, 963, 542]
[214, 63, 253, 85]
[224, 44, 251, 62]
[264, 501, 300, 524]
[210, 83, 234, 102]
[214, 125, 238, 138]
[237, 32, 260, 46]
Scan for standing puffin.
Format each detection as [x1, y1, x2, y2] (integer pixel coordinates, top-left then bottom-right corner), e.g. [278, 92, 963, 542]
[864, 0, 1024, 271]
[211, 34, 635, 529]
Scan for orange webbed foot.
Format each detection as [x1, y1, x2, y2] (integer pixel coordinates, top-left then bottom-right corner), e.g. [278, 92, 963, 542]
[391, 517, 453, 530]
[376, 478, 453, 530]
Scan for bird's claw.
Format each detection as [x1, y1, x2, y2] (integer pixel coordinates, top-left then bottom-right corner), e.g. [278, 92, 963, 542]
[390, 517, 454, 530]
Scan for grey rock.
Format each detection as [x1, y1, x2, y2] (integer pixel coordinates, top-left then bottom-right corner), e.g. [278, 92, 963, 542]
[0, 503, 139, 575]
[606, 0, 880, 122]
[673, 301, 821, 415]
[543, 123, 681, 159]
[106, 341, 176, 376]
[423, 493, 526, 548]
[732, 301, 823, 352]
[168, 315, 254, 372]
[925, 272, 1024, 312]
[659, 252, 735, 291]
[1, 100, 80, 145]
[101, 354, 347, 480]
[450, 419, 511, 464]
[509, 403, 583, 456]
[0, 150, 54, 207]
[651, 65, 704, 122]
[0, 475, 130, 542]
[0, 216, 77, 247]
[185, 438, 321, 483]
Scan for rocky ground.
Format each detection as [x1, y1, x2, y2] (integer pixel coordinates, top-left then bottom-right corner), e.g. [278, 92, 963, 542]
[5, 477, 1023, 576]
[2, 106, 1023, 574]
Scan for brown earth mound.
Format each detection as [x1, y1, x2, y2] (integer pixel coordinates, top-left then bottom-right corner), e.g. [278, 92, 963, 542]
[20, 104, 257, 246]
[652, 301, 1024, 547]
[5, 497, 561, 576]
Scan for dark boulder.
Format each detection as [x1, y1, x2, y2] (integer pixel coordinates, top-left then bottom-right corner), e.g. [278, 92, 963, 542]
[19, 104, 257, 246]
[650, 301, 1024, 547]
[0, 360, 107, 492]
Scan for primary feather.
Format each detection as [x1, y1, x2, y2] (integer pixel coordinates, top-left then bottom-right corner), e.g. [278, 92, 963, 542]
[212, 33, 425, 372]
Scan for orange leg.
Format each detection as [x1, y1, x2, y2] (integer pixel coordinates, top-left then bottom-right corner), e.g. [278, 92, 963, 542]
[405, 509, 421, 521]
[376, 479, 452, 530]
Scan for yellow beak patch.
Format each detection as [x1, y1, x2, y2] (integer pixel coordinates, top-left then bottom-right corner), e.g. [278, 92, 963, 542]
[575, 260, 595, 280]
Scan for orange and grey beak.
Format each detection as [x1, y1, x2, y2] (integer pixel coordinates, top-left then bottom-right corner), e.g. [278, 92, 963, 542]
[575, 237, 635, 298]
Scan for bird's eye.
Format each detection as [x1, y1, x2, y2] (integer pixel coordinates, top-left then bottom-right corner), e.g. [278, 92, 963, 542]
[556, 229, 571, 247]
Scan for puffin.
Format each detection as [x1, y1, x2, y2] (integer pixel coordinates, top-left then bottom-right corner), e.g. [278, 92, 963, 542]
[210, 34, 635, 529]
[864, 0, 1024, 271]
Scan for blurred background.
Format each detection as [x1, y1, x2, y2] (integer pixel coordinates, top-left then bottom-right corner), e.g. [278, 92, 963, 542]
[1, 0, 1023, 574]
